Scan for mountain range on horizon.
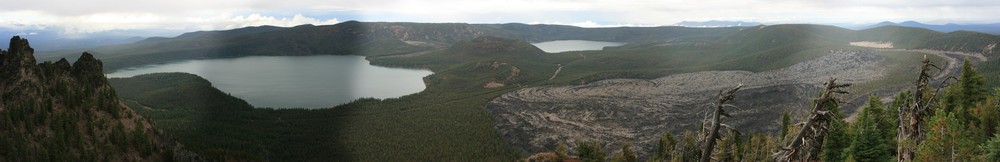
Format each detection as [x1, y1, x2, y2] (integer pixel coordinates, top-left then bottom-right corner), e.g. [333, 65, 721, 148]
[0, 27, 185, 52]
[672, 20, 763, 27]
[6, 20, 1000, 52]
[865, 20, 1000, 34]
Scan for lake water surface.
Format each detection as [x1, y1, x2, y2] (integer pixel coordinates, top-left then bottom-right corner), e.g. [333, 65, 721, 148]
[107, 55, 433, 108]
[532, 40, 625, 53]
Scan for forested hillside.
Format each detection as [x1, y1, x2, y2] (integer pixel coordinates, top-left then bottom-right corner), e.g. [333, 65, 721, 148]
[109, 72, 350, 161]
[0, 37, 199, 161]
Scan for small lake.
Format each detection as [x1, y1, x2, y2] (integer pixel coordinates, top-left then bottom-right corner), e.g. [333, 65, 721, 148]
[107, 55, 433, 108]
[531, 40, 625, 53]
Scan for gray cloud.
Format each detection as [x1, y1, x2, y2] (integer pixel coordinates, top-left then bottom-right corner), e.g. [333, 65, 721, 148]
[2, 0, 998, 34]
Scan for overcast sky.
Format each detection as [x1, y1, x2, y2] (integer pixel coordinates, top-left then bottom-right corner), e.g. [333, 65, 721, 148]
[3, 0, 999, 35]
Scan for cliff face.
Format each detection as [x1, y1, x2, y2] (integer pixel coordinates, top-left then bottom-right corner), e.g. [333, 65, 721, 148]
[0, 36, 198, 161]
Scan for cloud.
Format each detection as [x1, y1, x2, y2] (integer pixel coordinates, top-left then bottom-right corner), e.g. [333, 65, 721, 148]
[2, 0, 999, 36]
[0, 11, 339, 35]
[299, 0, 1000, 25]
[209, 13, 340, 29]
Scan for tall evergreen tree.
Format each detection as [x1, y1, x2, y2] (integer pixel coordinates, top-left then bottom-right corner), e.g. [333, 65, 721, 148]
[942, 59, 987, 121]
[850, 123, 890, 162]
[820, 97, 852, 162]
[974, 88, 1000, 140]
[822, 114, 850, 162]
[915, 113, 978, 161]
[956, 59, 988, 109]
[848, 96, 893, 162]
[939, 60, 993, 144]
[780, 111, 791, 140]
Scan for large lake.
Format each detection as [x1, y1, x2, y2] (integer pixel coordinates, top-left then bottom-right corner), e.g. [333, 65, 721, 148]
[532, 40, 625, 53]
[107, 55, 433, 108]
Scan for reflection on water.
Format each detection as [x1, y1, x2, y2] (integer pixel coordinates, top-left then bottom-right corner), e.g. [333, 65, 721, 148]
[532, 40, 625, 53]
[108, 55, 433, 108]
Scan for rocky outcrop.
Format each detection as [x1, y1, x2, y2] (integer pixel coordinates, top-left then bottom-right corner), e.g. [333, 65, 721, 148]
[1, 36, 37, 72]
[485, 50, 886, 158]
[71, 52, 109, 86]
[0, 36, 199, 161]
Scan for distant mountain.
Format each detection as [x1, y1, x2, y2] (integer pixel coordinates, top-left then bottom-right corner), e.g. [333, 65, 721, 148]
[673, 20, 763, 27]
[29, 21, 1000, 74]
[0, 36, 199, 161]
[866, 21, 1000, 35]
[0, 27, 183, 51]
[37, 21, 741, 72]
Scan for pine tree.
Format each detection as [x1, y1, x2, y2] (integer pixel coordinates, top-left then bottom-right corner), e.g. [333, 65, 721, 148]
[941, 59, 987, 122]
[915, 113, 978, 161]
[711, 131, 738, 162]
[780, 111, 791, 140]
[956, 59, 988, 109]
[822, 115, 850, 162]
[576, 141, 606, 162]
[848, 96, 892, 162]
[653, 132, 677, 161]
[679, 130, 701, 161]
[941, 60, 993, 144]
[850, 123, 893, 162]
[985, 132, 1000, 162]
[738, 134, 775, 162]
[974, 88, 1000, 140]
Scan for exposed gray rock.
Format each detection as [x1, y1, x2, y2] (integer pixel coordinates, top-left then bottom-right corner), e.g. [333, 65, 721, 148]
[485, 49, 885, 158]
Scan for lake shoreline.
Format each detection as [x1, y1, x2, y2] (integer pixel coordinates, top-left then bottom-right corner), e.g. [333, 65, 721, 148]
[106, 55, 433, 109]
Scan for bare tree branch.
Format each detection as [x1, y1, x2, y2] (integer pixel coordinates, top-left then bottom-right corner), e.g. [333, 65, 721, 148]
[897, 55, 954, 162]
[775, 78, 850, 162]
[699, 84, 743, 162]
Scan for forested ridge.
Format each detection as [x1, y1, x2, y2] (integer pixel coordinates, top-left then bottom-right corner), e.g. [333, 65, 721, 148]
[0, 37, 199, 161]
